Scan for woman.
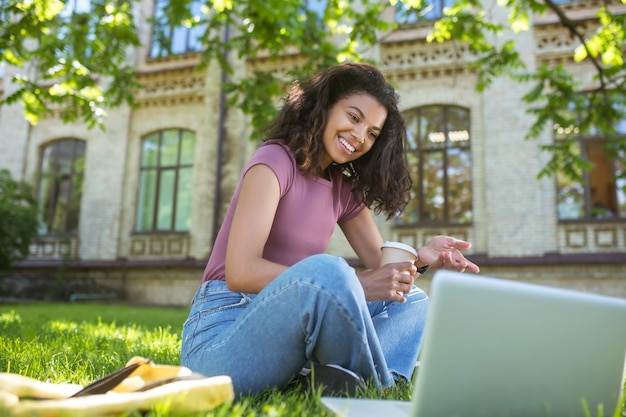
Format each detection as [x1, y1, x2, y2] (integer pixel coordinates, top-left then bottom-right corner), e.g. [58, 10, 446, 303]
[181, 63, 479, 397]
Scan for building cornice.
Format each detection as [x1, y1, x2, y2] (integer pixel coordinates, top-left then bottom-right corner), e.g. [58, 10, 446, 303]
[11, 252, 625, 270]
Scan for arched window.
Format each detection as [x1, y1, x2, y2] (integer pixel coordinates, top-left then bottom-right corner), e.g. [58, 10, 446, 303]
[135, 129, 195, 232]
[37, 139, 86, 235]
[398, 105, 473, 226]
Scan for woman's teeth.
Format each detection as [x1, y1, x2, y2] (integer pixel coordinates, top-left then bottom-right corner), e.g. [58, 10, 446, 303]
[339, 138, 355, 152]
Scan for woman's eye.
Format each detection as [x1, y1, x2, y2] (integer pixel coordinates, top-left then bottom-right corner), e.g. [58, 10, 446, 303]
[368, 131, 378, 140]
[349, 113, 359, 122]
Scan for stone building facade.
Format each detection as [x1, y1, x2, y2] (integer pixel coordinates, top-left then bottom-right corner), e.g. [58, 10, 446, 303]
[0, 0, 624, 305]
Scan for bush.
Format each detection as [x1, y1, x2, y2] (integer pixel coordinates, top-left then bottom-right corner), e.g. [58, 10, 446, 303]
[0, 169, 38, 269]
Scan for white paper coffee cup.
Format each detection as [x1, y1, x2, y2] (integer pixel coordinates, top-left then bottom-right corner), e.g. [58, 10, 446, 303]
[380, 241, 418, 296]
[380, 241, 418, 267]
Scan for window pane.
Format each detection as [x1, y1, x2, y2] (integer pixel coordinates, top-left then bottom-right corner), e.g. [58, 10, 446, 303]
[587, 140, 618, 218]
[60, 0, 91, 18]
[189, 1, 205, 51]
[160, 130, 179, 166]
[446, 107, 471, 146]
[136, 129, 196, 233]
[555, 141, 584, 219]
[150, 0, 205, 58]
[188, 25, 204, 51]
[37, 139, 85, 235]
[180, 131, 195, 165]
[405, 112, 419, 151]
[422, 151, 445, 221]
[136, 170, 157, 231]
[67, 156, 85, 234]
[395, 0, 454, 23]
[171, 26, 188, 54]
[420, 106, 445, 149]
[615, 150, 626, 217]
[50, 176, 71, 233]
[175, 167, 193, 231]
[63, 178, 79, 234]
[557, 171, 584, 219]
[397, 152, 420, 224]
[617, 184, 626, 217]
[54, 141, 77, 174]
[36, 176, 50, 234]
[422, 0, 444, 20]
[395, 2, 418, 24]
[157, 169, 176, 230]
[141, 134, 160, 167]
[448, 149, 472, 223]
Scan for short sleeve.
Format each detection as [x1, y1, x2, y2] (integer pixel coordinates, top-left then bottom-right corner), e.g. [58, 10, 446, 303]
[243, 141, 296, 197]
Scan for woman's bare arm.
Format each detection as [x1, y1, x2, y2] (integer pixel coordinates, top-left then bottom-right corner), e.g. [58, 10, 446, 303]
[224, 164, 288, 293]
[339, 208, 384, 270]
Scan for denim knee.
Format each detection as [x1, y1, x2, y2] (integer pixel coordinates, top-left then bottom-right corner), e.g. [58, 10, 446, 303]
[294, 254, 364, 299]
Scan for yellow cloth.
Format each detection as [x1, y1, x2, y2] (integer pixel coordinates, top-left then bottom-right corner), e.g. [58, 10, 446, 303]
[0, 357, 234, 417]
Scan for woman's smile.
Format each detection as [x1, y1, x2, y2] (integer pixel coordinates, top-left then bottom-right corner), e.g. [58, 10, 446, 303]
[339, 136, 356, 154]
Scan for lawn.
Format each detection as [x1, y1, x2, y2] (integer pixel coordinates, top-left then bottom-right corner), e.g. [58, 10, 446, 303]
[0, 302, 410, 417]
[0, 302, 624, 416]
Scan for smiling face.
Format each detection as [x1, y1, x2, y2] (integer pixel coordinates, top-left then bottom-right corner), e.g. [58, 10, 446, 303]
[320, 93, 388, 170]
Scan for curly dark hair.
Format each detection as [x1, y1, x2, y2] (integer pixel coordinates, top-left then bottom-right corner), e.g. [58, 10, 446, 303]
[264, 62, 412, 219]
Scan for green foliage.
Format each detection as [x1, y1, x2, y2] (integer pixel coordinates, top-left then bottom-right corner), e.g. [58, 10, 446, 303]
[519, 64, 626, 180]
[0, 0, 140, 129]
[1, 0, 625, 177]
[0, 169, 38, 270]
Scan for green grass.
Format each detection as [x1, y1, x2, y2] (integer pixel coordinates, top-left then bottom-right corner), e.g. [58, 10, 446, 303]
[0, 302, 410, 416]
[0, 302, 624, 417]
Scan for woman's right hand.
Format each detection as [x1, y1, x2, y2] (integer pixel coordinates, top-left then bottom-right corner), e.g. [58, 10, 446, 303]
[357, 262, 417, 303]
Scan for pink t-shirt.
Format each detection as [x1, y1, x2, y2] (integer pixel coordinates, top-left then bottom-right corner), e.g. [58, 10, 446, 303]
[202, 140, 365, 282]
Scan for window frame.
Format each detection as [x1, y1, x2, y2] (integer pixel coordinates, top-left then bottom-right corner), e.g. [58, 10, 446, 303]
[555, 134, 625, 222]
[36, 138, 86, 236]
[134, 129, 195, 234]
[554, 93, 626, 222]
[397, 104, 473, 227]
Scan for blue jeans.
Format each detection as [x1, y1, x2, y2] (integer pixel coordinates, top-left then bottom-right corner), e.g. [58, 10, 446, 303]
[180, 254, 428, 396]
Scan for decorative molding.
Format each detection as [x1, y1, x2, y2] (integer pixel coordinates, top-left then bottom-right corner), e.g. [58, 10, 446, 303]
[594, 228, 617, 248]
[393, 227, 471, 250]
[129, 234, 190, 259]
[145, 52, 202, 66]
[377, 39, 478, 83]
[565, 227, 587, 248]
[135, 67, 207, 107]
[559, 223, 624, 253]
[28, 236, 79, 259]
[245, 53, 310, 80]
[381, 40, 477, 70]
[533, 21, 598, 63]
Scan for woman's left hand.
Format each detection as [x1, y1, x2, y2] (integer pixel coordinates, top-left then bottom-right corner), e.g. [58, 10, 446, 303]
[418, 236, 480, 273]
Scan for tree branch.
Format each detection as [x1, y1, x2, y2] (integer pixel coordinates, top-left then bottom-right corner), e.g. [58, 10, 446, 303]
[542, 0, 608, 90]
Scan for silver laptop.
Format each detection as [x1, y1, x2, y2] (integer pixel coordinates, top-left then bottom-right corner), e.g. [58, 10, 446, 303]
[322, 270, 626, 417]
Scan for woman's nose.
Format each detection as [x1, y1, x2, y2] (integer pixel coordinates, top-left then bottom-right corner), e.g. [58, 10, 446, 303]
[352, 125, 366, 143]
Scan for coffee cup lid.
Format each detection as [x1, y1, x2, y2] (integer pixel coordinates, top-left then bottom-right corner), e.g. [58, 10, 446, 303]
[381, 241, 417, 256]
